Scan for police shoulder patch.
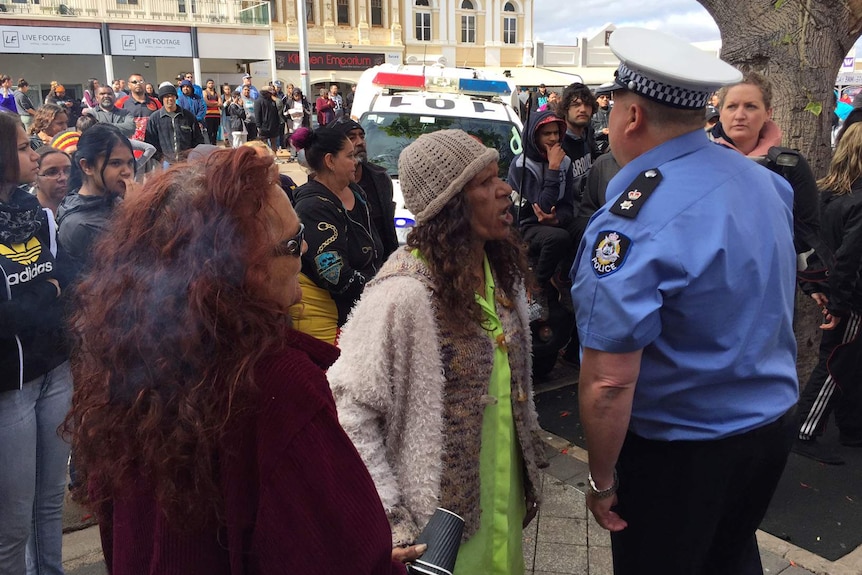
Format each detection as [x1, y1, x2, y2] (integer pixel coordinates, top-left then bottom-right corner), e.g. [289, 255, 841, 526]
[590, 230, 632, 277]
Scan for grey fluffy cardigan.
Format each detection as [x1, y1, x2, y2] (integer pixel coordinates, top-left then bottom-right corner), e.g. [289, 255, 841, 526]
[329, 247, 546, 546]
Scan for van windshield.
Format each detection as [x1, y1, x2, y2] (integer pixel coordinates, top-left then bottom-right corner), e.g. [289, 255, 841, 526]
[360, 112, 522, 180]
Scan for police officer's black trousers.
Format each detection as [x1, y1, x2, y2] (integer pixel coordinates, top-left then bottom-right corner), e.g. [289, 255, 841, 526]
[609, 407, 796, 575]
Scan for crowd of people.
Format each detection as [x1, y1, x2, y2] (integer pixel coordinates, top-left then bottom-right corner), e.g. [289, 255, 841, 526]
[1, 25, 861, 575]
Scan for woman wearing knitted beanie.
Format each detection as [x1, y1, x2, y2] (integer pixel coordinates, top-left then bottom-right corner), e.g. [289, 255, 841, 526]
[329, 129, 547, 575]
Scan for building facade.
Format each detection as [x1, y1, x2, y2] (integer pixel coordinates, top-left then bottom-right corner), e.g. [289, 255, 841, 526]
[1, 0, 274, 103]
[0, 0, 535, 103]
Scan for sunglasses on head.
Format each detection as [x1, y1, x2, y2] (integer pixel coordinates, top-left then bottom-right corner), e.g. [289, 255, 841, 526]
[272, 223, 305, 257]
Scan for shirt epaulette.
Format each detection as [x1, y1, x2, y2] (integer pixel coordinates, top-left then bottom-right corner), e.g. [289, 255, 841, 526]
[609, 168, 663, 218]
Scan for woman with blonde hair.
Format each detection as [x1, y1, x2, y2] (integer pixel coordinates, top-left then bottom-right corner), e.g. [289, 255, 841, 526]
[712, 71, 821, 259]
[793, 121, 862, 464]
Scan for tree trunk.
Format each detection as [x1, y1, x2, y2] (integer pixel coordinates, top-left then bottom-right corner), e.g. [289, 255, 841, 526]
[698, 0, 862, 177]
[697, 0, 862, 382]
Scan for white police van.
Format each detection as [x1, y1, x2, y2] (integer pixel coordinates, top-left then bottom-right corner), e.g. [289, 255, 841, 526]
[352, 62, 524, 243]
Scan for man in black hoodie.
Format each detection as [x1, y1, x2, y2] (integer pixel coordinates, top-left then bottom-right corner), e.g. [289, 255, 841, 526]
[508, 109, 575, 300]
[558, 82, 597, 365]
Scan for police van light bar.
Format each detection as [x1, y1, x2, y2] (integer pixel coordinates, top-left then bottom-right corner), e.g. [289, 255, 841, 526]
[459, 78, 511, 96]
[394, 216, 416, 229]
[372, 72, 426, 90]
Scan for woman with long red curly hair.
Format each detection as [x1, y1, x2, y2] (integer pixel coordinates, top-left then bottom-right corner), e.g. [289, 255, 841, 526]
[66, 147, 416, 574]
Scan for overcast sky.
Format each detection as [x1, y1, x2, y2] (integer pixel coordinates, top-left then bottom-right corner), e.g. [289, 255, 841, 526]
[532, 0, 720, 46]
[532, 0, 862, 56]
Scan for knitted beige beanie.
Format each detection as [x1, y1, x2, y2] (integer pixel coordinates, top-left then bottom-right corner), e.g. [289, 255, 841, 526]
[398, 129, 499, 223]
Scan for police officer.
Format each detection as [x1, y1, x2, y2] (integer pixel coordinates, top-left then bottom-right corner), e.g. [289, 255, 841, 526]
[571, 28, 798, 575]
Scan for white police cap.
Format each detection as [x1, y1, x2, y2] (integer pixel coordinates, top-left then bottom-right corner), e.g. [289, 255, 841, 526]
[608, 28, 742, 109]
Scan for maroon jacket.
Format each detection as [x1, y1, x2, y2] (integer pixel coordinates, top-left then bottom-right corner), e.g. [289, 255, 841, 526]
[315, 95, 335, 126]
[98, 330, 406, 575]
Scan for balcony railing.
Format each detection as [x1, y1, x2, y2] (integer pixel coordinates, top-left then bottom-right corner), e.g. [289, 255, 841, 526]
[0, 0, 271, 26]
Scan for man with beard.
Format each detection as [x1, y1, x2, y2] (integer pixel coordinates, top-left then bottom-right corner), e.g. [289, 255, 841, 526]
[83, 86, 136, 137]
[329, 118, 398, 257]
[115, 73, 161, 141]
[559, 82, 597, 367]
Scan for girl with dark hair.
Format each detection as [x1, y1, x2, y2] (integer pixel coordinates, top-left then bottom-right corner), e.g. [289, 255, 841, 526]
[329, 129, 545, 574]
[57, 123, 134, 276]
[32, 146, 71, 216]
[288, 127, 384, 343]
[28, 103, 69, 150]
[82, 78, 100, 109]
[66, 147, 415, 574]
[203, 79, 222, 145]
[0, 112, 73, 575]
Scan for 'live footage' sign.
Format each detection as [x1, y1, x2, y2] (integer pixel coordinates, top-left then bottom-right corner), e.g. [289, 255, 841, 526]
[1, 25, 102, 55]
[109, 29, 192, 57]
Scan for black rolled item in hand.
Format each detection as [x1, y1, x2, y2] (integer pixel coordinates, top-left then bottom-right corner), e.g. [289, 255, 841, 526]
[407, 508, 465, 575]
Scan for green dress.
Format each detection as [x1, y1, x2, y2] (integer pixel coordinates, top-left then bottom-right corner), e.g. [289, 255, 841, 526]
[453, 255, 526, 575]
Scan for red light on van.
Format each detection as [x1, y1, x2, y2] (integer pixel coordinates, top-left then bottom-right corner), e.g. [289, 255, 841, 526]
[372, 72, 426, 89]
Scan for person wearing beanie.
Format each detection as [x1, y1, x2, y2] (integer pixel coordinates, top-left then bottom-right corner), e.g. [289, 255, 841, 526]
[329, 129, 546, 574]
[287, 127, 384, 344]
[328, 117, 398, 257]
[145, 84, 203, 165]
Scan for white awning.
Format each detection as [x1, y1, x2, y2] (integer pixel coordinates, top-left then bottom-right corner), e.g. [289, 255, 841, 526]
[478, 66, 585, 89]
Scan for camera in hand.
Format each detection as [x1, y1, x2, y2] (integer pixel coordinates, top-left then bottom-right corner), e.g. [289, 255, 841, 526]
[406, 508, 465, 575]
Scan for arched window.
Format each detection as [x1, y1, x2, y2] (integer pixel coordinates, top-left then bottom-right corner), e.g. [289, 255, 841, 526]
[461, 0, 474, 9]
[503, 2, 517, 44]
[415, 0, 431, 40]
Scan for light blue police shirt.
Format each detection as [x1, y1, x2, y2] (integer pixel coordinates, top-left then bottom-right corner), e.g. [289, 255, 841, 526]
[571, 129, 799, 441]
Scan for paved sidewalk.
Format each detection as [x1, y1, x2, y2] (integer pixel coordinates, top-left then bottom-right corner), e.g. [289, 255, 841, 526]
[532, 431, 862, 575]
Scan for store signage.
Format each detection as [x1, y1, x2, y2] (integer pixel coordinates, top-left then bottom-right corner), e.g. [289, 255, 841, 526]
[109, 29, 192, 57]
[275, 51, 386, 71]
[0, 25, 102, 55]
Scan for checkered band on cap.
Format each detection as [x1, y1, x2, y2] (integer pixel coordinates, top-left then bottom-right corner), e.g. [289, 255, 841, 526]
[617, 63, 711, 109]
[398, 129, 499, 224]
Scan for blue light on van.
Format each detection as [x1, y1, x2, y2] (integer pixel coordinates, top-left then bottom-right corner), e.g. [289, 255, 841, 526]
[394, 217, 416, 228]
[459, 78, 512, 96]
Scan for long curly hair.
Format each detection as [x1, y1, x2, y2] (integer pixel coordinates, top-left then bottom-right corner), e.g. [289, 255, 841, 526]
[65, 147, 291, 528]
[406, 192, 530, 331]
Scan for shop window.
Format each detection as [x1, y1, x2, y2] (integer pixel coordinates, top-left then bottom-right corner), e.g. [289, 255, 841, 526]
[337, 0, 349, 24]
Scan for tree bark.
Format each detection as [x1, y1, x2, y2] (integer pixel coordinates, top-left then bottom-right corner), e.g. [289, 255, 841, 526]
[698, 0, 862, 177]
